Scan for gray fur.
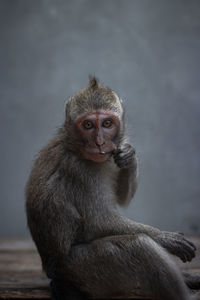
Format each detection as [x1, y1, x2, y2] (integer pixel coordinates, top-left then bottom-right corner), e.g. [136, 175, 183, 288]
[66, 79, 123, 121]
[26, 78, 198, 300]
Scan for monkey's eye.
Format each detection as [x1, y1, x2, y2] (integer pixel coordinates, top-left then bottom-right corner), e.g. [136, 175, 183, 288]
[83, 120, 93, 129]
[102, 119, 113, 128]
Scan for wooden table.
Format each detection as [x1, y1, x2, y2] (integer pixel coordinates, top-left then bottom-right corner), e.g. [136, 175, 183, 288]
[0, 237, 200, 299]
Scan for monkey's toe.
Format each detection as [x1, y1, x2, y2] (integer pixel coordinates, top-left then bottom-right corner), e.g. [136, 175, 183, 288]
[183, 272, 200, 290]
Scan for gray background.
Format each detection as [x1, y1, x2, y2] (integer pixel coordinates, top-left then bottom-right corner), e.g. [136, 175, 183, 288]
[0, 0, 200, 237]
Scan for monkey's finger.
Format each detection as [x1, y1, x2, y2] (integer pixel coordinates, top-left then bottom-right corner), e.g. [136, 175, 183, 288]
[170, 245, 187, 262]
[174, 247, 190, 263]
[115, 157, 133, 167]
[179, 253, 187, 263]
[113, 150, 125, 158]
[182, 238, 197, 251]
[114, 151, 135, 163]
[182, 249, 195, 262]
[119, 150, 135, 158]
[115, 157, 133, 168]
[180, 243, 195, 261]
[114, 145, 135, 157]
[167, 239, 195, 262]
[113, 148, 122, 154]
[181, 240, 196, 255]
[175, 232, 196, 251]
[123, 143, 136, 152]
[181, 255, 187, 263]
[176, 242, 196, 262]
[120, 148, 135, 157]
[113, 152, 129, 161]
[123, 149, 136, 157]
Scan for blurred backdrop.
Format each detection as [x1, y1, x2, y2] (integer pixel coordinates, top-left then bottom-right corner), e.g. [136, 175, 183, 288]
[0, 0, 200, 236]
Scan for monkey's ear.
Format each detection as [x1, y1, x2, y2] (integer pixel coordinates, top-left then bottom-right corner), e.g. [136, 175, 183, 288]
[65, 98, 71, 118]
[89, 76, 99, 89]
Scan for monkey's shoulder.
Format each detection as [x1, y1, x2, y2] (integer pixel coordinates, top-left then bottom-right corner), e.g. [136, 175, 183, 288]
[26, 134, 120, 206]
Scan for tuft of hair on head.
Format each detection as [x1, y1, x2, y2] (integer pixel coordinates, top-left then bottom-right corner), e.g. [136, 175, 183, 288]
[89, 76, 99, 90]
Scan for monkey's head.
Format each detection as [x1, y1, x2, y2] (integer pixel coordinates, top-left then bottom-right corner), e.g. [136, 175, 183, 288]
[65, 77, 125, 163]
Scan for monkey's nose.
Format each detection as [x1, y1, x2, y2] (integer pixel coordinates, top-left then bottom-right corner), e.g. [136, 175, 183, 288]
[95, 135, 105, 146]
[95, 140, 105, 147]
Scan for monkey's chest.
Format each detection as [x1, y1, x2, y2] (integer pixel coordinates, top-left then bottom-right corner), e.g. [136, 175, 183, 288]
[71, 162, 119, 240]
[79, 182, 117, 241]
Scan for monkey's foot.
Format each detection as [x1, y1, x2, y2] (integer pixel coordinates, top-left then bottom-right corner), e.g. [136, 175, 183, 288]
[183, 272, 200, 290]
[50, 280, 88, 300]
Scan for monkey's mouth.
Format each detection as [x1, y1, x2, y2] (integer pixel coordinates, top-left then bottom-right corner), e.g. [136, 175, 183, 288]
[83, 149, 113, 163]
[87, 149, 113, 156]
[82, 144, 116, 162]
[85, 144, 116, 155]
[99, 151, 108, 155]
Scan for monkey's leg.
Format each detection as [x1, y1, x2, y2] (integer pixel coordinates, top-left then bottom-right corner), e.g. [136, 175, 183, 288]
[183, 272, 200, 290]
[64, 234, 193, 300]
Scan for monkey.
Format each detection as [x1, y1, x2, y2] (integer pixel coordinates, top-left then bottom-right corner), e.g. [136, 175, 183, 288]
[26, 77, 200, 300]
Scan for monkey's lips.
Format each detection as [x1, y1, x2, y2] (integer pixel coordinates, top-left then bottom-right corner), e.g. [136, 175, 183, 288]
[83, 149, 113, 163]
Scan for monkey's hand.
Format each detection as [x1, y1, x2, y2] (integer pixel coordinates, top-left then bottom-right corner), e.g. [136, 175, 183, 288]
[157, 231, 196, 263]
[113, 143, 136, 169]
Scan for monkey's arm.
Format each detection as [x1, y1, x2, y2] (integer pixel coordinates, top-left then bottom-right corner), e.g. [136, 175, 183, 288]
[112, 143, 196, 262]
[106, 214, 196, 263]
[114, 143, 138, 205]
[26, 175, 83, 277]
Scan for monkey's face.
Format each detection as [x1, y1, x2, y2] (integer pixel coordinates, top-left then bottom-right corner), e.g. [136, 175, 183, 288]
[75, 110, 120, 163]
